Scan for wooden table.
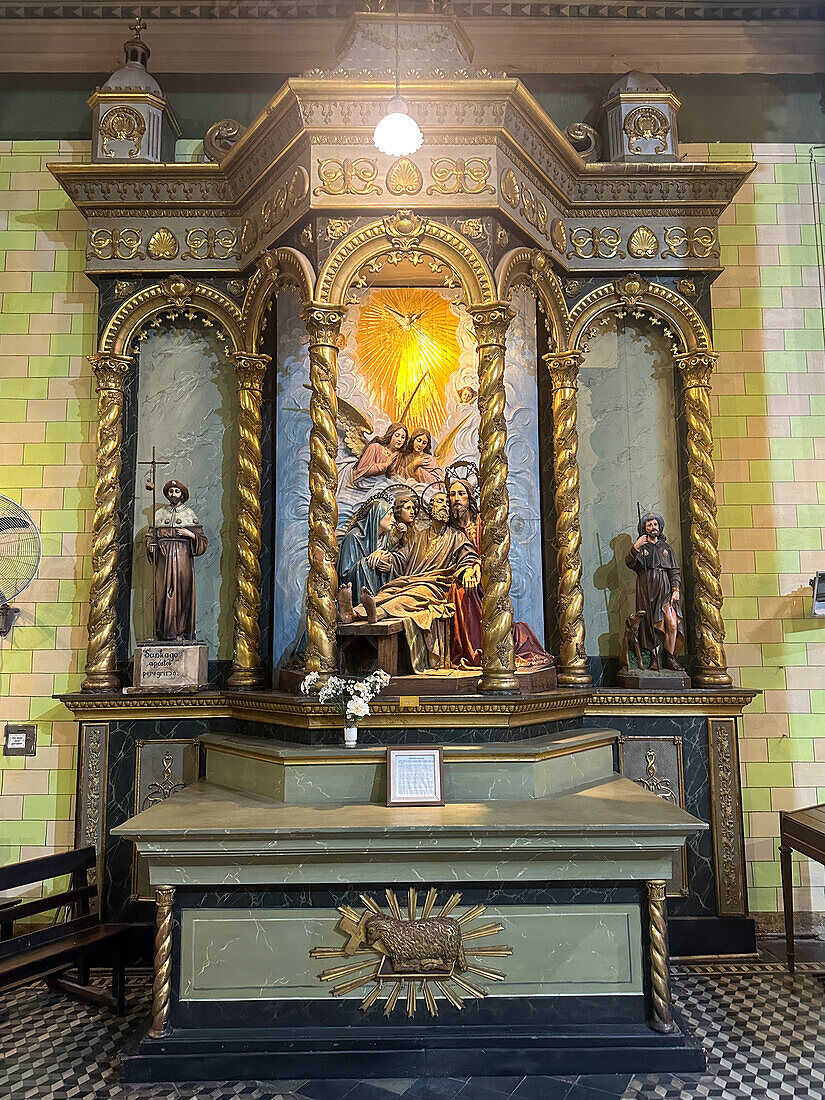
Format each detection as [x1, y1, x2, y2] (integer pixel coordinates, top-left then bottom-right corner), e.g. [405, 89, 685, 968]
[779, 804, 825, 973]
[337, 618, 406, 675]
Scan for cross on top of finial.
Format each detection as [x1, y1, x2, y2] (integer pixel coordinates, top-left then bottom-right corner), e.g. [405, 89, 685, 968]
[130, 16, 147, 38]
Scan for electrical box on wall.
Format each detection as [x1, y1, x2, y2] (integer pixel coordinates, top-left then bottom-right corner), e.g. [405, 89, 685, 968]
[810, 573, 825, 617]
[3, 724, 36, 756]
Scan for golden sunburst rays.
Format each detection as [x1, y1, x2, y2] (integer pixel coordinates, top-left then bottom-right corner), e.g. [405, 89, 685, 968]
[355, 289, 461, 438]
[309, 887, 512, 1018]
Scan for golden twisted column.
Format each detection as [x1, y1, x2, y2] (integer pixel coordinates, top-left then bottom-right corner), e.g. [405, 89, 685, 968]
[676, 352, 731, 688]
[229, 353, 270, 689]
[470, 304, 518, 694]
[646, 880, 674, 1033]
[302, 305, 343, 676]
[544, 352, 591, 686]
[149, 885, 175, 1038]
[81, 354, 131, 693]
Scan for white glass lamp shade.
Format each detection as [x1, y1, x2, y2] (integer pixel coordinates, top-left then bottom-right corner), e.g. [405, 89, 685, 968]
[373, 95, 423, 157]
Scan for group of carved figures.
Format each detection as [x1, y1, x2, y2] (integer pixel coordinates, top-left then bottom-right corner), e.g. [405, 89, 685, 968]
[337, 471, 548, 674]
[145, 478, 687, 677]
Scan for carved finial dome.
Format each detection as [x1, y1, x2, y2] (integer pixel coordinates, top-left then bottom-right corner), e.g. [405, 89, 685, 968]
[89, 17, 179, 164]
[607, 71, 669, 96]
[102, 17, 163, 95]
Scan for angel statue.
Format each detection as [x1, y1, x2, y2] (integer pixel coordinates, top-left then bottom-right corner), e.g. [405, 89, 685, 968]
[351, 422, 408, 486]
[445, 465, 552, 670]
[396, 428, 443, 486]
[337, 489, 419, 605]
[339, 394, 470, 494]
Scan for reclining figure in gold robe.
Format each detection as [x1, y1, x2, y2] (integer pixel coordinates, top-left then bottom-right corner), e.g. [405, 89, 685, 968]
[338, 490, 479, 672]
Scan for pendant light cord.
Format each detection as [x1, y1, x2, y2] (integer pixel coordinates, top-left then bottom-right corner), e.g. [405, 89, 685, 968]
[395, 0, 400, 96]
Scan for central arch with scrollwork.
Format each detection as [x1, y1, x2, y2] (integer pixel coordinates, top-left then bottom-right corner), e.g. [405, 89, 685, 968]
[295, 211, 519, 693]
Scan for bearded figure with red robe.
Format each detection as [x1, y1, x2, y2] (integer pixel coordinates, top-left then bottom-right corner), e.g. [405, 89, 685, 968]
[446, 477, 551, 670]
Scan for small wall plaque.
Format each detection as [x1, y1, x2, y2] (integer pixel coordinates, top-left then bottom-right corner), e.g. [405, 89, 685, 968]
[387, 746, 444, 806]
[4, 724, 36, 756]
[127, 641, 208, 693]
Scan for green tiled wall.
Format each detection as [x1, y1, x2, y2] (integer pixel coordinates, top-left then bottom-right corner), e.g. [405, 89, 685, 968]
[1, 137, 825, 923]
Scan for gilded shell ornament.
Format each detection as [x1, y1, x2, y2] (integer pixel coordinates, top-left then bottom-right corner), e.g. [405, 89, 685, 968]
[288, 167, 309, 206]
[241, 218, 259, 253]
[550, 218, 566, 253]
[628, 225, 659, 259]
[500, 169, 520, 208]
[147, 227, 179, 260]
[387, 157, 423, 196]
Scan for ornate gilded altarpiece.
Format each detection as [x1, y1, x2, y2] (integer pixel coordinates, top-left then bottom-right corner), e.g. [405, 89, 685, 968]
[57, 12, 760, 1081]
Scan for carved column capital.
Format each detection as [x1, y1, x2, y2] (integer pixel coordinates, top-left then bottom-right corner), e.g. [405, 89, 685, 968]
[675, 351, 717, 391]
[231, 352, 270, 392]
[543, 350, 584, 393]
[469, 302, 515, 346]
[89, 353, 131, 392]
[155, 885, 175, 907]
[302, 304, 344, 347]
[647, 881, 667, 905]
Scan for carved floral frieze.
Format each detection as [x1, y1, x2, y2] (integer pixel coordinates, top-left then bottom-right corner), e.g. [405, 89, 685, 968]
[85, 224, 242, 265]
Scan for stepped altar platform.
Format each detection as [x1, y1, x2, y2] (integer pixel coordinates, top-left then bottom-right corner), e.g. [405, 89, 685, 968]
[113, 724, 707, 1081]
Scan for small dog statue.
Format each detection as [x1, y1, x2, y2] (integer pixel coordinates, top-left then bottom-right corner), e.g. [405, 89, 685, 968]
[619, 610, 660, 672]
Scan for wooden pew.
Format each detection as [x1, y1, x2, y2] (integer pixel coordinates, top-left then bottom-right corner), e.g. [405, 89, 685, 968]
[0, 846, 130, 1014]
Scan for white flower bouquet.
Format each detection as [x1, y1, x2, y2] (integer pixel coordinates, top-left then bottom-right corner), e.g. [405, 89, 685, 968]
[300, 669, 391, 746]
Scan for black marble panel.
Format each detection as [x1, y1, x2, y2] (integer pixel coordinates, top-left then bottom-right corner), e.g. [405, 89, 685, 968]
[175, 883, 644, 910]
[166, 882, 647, 1031]
[231, 715, 588, 746]
[104, 716, 215, 923]
[581, 714, 714, 920]
[586, 656, 620, 687]
[123, 1017, 704, 1084]
[171, 993, 645, 1032]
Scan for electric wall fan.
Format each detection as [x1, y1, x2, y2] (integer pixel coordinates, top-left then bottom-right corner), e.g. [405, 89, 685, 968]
[0, 495, 42, 637]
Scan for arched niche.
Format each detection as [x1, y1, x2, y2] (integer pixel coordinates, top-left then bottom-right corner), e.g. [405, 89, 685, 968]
[128, 316, 239, 663]
[315, 211, 496, 309]
[576, 313, 685, 677]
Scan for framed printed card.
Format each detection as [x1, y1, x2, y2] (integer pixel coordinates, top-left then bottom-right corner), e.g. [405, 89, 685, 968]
[386, 746, 445, 806]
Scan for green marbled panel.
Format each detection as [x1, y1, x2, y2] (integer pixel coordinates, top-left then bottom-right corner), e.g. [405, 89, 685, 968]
[283, 764, 385, 804]
[533, 745, 615, 798]
[204, 741, 616, 805]
[205, 750, 286, 801]
[179, 904, 642, 1001]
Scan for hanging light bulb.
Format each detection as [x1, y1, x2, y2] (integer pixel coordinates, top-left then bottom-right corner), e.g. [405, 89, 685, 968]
[373, 0, 423, 158]
[373, 94, 423, 157]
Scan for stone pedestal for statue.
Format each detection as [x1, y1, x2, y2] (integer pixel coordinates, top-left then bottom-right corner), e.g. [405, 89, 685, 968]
[616, 668, 691, 691]
[127, 641, 208, 693]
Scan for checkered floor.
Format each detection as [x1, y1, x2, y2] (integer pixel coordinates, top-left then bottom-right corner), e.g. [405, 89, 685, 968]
[2, 952, 825, 1100]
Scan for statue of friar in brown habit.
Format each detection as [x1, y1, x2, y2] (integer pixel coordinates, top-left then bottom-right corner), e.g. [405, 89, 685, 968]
[625, 510, 685, 672]
[146, 480, 208, 641]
